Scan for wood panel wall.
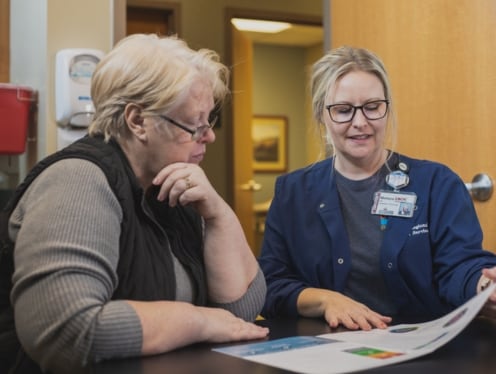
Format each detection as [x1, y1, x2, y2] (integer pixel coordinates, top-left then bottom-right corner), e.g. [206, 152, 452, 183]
[0, 0, 9, 82]
[329, 0, 496, 251]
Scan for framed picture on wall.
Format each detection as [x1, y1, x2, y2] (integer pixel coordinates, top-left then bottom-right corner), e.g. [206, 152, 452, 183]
[252, 115, 288, 172]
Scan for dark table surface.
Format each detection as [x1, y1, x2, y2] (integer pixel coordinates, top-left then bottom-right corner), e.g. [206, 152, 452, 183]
[89, 316, 496, 374]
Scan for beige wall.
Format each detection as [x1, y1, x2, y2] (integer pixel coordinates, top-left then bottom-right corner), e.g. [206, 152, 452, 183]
[7, 0, 116, 182]
[45, 0, 115, 153]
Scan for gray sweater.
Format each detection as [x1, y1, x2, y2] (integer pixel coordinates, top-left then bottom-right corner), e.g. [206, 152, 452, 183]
[8, 158, 266, 373]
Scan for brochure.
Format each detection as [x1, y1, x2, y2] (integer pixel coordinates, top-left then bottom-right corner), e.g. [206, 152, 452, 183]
[214, 283, 495, 374]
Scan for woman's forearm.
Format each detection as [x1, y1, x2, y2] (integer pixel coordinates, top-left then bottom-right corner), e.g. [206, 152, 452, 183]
[203, 204, 260, 303]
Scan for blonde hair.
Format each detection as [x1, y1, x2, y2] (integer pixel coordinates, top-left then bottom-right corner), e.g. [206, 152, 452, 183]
[310, 46, 397, 156]
[89, 34, 229, 141]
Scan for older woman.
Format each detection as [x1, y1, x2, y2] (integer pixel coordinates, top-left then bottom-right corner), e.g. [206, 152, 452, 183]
[2, 34, 268, 373]
[259, 46, 496, 330]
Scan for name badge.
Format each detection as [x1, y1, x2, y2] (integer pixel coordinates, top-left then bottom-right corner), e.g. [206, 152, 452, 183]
[371, 190, 417, 218]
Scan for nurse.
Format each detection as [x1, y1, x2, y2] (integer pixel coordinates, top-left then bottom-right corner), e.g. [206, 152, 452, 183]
[259, 46, 496, 330]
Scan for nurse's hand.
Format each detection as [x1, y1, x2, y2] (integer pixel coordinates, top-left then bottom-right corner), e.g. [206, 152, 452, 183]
[297, 288, 392, 331]
[480, 267, 496, 319]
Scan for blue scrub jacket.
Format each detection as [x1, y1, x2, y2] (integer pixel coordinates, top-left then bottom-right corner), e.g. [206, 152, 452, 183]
[259, 154, 496, 320]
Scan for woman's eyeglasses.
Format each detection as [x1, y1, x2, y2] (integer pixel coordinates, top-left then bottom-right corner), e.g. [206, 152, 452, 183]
[158, 114, 218, 141]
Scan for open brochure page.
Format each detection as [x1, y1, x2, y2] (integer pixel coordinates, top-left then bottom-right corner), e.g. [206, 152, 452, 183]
[319, 282, 494, 352]
[213, 283, 495, 374]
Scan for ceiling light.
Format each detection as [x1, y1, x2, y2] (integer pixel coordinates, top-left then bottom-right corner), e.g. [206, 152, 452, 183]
[231, 18, 292, 33]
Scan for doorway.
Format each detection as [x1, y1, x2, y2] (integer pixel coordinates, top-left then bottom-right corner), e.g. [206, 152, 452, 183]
[126, 2, 180, 36]
[225, 9, 323, 255]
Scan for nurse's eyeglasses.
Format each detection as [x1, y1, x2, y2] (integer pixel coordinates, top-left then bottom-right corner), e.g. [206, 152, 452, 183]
[325, 100, 389, 123]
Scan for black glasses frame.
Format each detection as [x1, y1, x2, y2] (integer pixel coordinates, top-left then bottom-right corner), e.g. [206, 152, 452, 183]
[325, 100, 389, 123]
[158, 114, 218, 141]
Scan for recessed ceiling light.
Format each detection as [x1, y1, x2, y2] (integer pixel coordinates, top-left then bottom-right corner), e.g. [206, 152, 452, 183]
[231, 18, 292, 33]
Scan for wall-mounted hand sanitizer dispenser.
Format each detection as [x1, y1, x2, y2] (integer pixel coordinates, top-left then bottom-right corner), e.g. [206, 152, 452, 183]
[55, 48, 105, 128]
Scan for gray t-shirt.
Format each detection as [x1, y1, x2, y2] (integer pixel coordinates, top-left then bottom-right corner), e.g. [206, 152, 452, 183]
[335, 165, 398, 315]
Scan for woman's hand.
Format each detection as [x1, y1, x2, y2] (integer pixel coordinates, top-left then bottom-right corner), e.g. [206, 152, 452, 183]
[197, 306, 269, 343]
[298, 288, 392, 331]
[128, 300, 269, 355]
[152, 162, 224, 220]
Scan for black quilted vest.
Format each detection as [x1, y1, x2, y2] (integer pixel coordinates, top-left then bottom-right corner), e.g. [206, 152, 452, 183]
[0, 135, 207, 372]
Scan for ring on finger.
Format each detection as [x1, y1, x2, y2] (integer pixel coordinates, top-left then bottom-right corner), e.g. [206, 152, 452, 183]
[184, 177, 192, 189]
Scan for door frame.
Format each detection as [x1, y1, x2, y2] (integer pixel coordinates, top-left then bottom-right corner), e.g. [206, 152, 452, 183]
[126, 0, 181, 36]
[224, 8, 321, 251]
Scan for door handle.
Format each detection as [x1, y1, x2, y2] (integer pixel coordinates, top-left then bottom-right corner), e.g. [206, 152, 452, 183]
[240, 179, 262, 191]
[465, 173, 493, 201]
